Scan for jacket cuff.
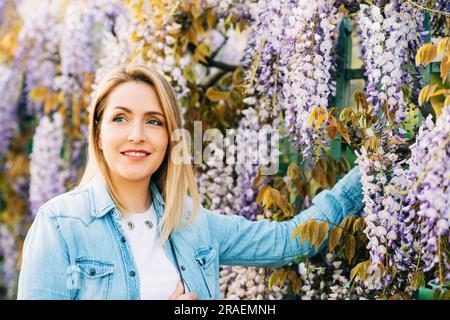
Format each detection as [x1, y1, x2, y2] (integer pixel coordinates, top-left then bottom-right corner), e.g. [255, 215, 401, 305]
[331, 166, 364, 218]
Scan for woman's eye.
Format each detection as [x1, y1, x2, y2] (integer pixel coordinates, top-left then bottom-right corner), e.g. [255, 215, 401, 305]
[113, 116, 126, 123]
[147, 119, 162, 126]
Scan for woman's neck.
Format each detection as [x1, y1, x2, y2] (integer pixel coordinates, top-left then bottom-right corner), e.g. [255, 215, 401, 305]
[110, 174, 152, 214]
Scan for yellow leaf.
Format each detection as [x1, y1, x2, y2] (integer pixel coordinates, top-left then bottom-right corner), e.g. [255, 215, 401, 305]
[337, 123, 351, 144]
[308, 220, 319, 247]
[350, 260, 370, 281]
[205, 88, 230, 101]
[29, 86, 49, 103]
[287, 163, 300, 181]
[430, 96, 444, 117]
[328, 227, 342, 252]
[444, 95, 450, 108]
[350, 263, 361, 281]
[315, 113, 326, 130]
[280, 270, 288, 287]
[437, 38, 449, 54]
[269, 188, 281, 205]
[415, 45, 424, 66]
[352, 217, 366, 233]
[308, 107, 320, 126]
[262, 187, 273, 209]
[301, 221, 311, 244]
[422, 43, 438, 66]
[256, 185, 270, 204]
[367, 136, 379, 152]
[441, 54, 450, 83]
[418, 85, 430, 106]
[314, 222, 329, 249]
[291, 223, 305, 240]
[206, 10, 217, 30]
[428, 87, 447, 99]
[340, 216, 356, 231]
[344, 234, 356, 263]
[268, 271, 277, 289]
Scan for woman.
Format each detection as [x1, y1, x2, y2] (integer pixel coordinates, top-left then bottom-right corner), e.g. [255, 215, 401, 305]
[17, 64, 363, 300]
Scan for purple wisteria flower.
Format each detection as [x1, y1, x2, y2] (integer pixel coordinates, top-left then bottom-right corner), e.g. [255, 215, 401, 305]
[29, 113, 67, 217]
[0, 224, 18, 299]
[0, 62, 22, 160]
[405, 110, 450, 283]
[14, 0, 61, 115]
[281, 0, 339, 158]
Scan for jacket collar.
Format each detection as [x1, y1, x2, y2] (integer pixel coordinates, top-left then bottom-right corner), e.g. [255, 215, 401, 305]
[88, 174, 165, 219]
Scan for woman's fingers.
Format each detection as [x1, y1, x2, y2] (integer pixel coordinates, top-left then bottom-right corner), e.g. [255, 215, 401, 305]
[168, 281, 184, 300]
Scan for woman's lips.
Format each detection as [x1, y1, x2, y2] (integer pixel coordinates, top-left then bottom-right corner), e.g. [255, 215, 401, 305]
[121, 151, 151, 160]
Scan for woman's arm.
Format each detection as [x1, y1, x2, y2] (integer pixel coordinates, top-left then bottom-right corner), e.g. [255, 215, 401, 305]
[17, 206, 73, 299]
[206, 166, 364, 268]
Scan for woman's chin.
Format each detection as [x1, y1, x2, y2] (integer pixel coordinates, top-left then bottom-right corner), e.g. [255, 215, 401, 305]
[118, 171, 152, 182]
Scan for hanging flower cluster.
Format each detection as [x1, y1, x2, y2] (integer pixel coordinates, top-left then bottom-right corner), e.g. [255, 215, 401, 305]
[406, 110, 450, 283]
[14, 0, 61, 115]
[0, 224, 18, 299]
[281, 0, 339, 159]
[358, 1, 422, 127]
[29, 113, 66, 217]
[125, 0, 190, 100]
[0, 63, 22, 159]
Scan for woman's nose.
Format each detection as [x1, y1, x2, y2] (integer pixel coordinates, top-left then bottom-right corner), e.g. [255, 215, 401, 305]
[127, 123, 147, 142]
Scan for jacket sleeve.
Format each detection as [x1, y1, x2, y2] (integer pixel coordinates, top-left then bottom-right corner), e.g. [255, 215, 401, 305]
[206, 166, 364, 268]
[17, 206, 74, 299]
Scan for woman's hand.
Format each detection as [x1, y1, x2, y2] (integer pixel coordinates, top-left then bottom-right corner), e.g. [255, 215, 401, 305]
[169, 281, 198, 300]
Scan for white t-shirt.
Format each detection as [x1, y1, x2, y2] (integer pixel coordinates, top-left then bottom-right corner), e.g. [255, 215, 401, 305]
[119, 203, 180, 299]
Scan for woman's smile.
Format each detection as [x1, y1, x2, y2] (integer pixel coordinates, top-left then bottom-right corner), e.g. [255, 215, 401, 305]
[121, 149, 152, 160]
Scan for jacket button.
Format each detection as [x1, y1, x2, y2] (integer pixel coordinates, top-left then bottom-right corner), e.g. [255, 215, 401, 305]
[121, 236, 126, 243]
[89, 268, 96, 276]
[181, 266, 185, 271]
[129, 271, 136, 277]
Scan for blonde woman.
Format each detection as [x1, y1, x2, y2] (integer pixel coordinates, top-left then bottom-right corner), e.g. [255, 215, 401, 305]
[17, 64, 363, 300]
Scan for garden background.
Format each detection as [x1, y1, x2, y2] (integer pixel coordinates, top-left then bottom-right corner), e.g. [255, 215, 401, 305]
[0, 0, 449, 300]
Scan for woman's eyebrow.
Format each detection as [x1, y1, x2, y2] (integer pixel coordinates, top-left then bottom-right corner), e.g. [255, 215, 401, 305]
[113, 105, 165, 118]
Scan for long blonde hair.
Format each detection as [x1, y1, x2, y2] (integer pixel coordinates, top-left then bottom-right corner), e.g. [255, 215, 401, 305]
[78, 63, 200, 243]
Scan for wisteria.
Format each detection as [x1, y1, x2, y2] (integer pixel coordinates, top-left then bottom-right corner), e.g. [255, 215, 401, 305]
[29, 113, 66, 217]
[281, 0, 339, 158]
[359, 1, 422, 126]
[242, 0, 286, 121]
[0, 224, 18, 299]
[406, 110, 450, 283]
[297, 252, 377, 300]
[0, 62, 22, 159]
[14, 0, 61, 115]
[220, 265, 285, 300]
[126, 0, 190, 99]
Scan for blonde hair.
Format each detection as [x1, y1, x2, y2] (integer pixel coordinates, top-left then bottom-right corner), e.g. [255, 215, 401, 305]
[78, 63, 200, 243]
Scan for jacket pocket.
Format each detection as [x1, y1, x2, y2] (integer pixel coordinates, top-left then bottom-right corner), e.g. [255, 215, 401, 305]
[75, 258, 114, 300]
[194, 246, 216, 298]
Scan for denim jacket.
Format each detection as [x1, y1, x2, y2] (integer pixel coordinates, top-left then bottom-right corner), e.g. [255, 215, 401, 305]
[17, 166, 363, 300]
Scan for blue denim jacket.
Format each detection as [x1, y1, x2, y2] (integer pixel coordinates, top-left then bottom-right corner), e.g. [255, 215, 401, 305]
[17, 166, 363, 300]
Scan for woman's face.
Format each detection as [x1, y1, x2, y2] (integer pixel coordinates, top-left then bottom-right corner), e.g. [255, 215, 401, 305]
[99, 81, 169, 183]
